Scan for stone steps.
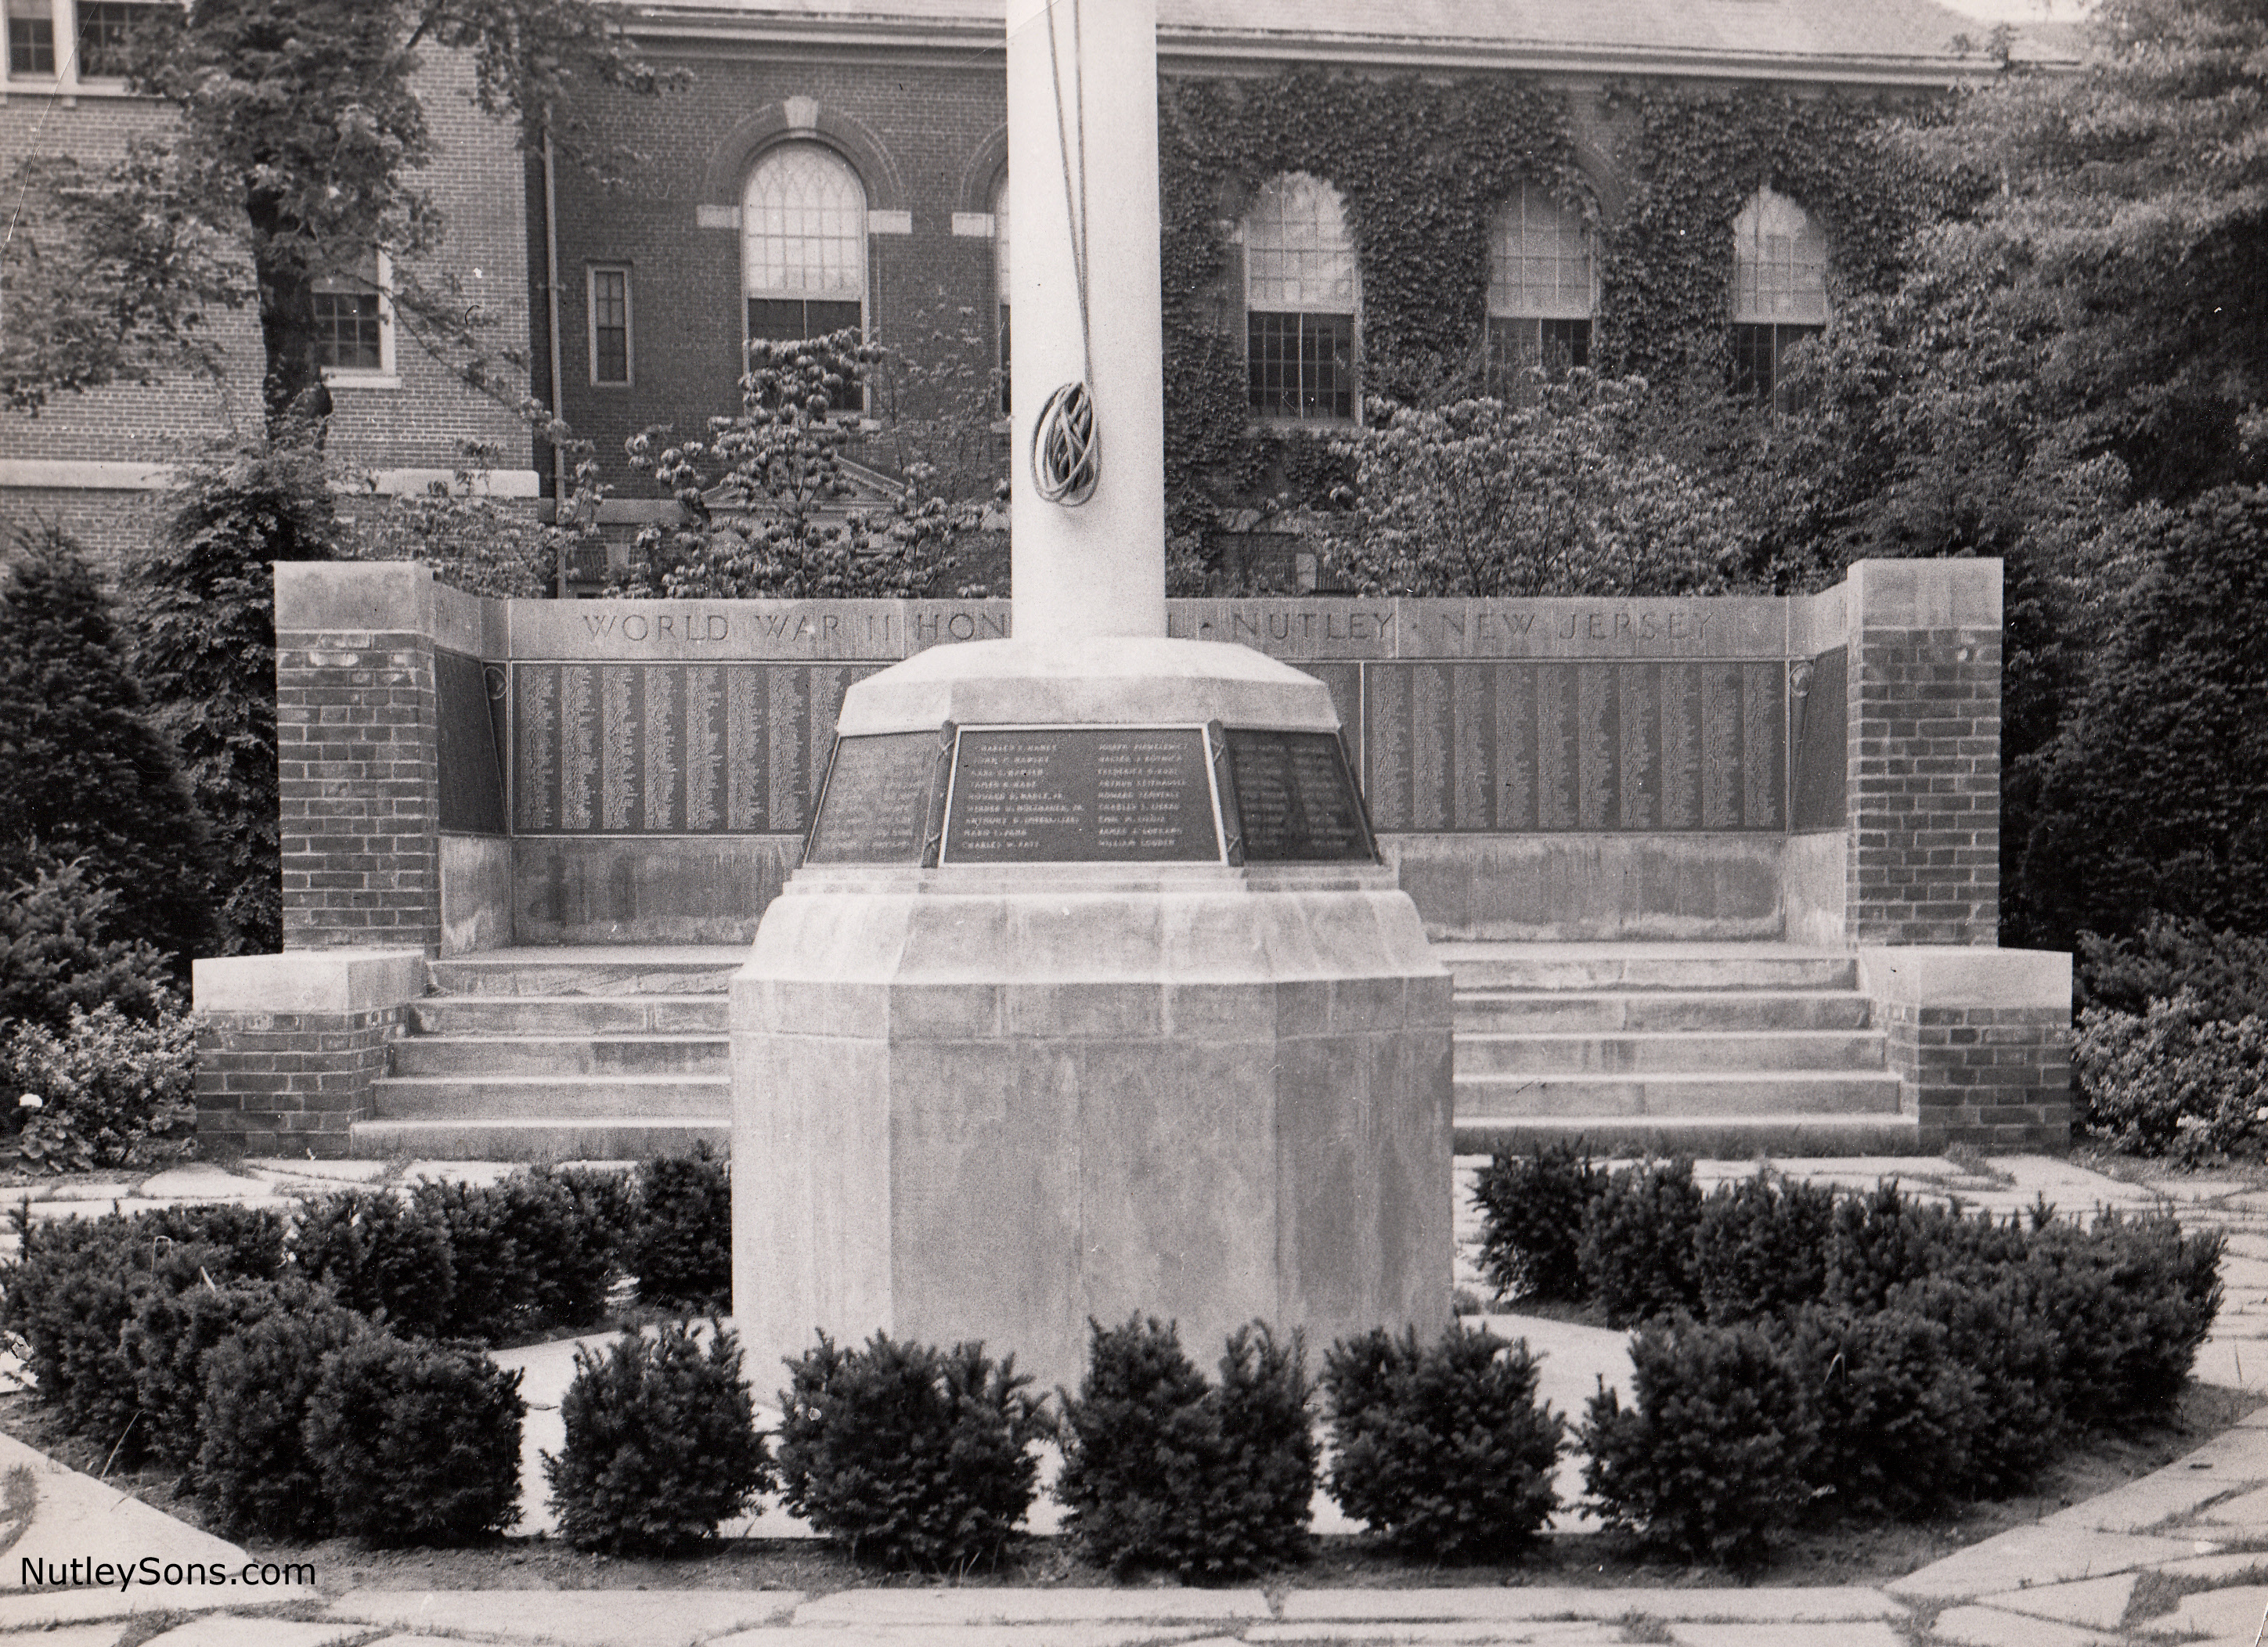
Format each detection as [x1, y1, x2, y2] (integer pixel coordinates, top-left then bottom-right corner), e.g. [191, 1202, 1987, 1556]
[353, 949, 737, 1160]
[1444, 943, 1920, 1158]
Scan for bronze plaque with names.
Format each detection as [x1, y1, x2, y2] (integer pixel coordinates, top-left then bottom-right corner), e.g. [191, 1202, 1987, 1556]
[942, 727, 1220, 863]
[1224, 730, 1376, 863]
[803, 731, 943, 865]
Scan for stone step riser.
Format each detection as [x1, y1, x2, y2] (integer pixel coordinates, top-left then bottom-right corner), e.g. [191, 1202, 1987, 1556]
[1455, 993, 1875, 1033]
[1447, 958, 1858, 993]
[407, 998, 728, 1035]
[1456, 1032, 1887, 1076]
[425, 962, 741, 997]
[390, 1037, 728, 1077]
[1456, 1115, 1926, 1158]
[370, 1076, 728, 1120]
[349, 1119, 729, 1162]
[1456, 1073, 1903, 1118]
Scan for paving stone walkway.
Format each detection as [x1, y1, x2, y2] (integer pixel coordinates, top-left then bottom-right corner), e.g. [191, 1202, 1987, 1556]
[7, 1151, 2268, 1643]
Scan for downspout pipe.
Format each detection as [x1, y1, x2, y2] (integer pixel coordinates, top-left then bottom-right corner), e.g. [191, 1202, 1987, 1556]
[542, 129, 570, 598]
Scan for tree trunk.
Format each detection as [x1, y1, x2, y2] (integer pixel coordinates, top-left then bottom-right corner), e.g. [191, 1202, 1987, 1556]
[248, 199, 333, 441]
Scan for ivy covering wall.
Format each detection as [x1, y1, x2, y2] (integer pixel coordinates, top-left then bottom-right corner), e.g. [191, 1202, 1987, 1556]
[1154, 70, 1932, 564]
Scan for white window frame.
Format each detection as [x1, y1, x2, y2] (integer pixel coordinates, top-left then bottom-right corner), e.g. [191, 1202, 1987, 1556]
[1241, 171, 1361, 426]
[1729, 186, 1829, 410]
[315, 248, 398, 389]
[1484, 181, 1596, 398]
[741, 140, 869, 413]
[0, 0, 168, 99]
[587, 263, 633, 387]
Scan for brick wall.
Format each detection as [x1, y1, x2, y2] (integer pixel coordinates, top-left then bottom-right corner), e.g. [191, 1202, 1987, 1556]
[194, 1005, 403, 1157]
[276, 629, 443, 953]
[1890, 1001, 2072, 1153]
[1844, 561, 2002, 945]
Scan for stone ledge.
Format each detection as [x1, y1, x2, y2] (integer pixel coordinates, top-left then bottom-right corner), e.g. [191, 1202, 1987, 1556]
[193, 949, 428, 1016]
[1857, 946, 2069, 1010]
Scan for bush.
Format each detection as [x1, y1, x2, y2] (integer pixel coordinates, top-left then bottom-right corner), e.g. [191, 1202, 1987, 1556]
[507, 1170, 618, 1332]
[628, 1146, 731, 1308]
[2, 1003, 197, 1170]
[543, 1321, 771, 1555]
[776, 1332, 1047, 1570]
[1320, 1324, 1562, 1559]
[2075, 995, 2268, 1157]
[2021, 1211, 2223, 1425]
[1782, 1305, 1988, 1519]
[1580, 1317, 1817, 1567]
[121, 1276, 326, 1469]
[1889, 1273, 2067, 1494]
[0, 856, 176, 1033]
[1471, 1143, 1602, 1303]
[1693, 1173, 1837, 1324]
[1578, 1159, 1704, 1326]
[0, 524, 218, 971]
[194, 1300, 368, 1538]
[305, 1333, 525, 1544]
[1821, 1184, 2028, 1314]
[291, 1188, 455, 1336]
[2079, 914, 2268, 1020]
[1056, 1316, 1315, 1582]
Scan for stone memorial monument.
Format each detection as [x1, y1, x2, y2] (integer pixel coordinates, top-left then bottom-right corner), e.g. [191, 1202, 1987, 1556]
[728, 0, 1453, 1386]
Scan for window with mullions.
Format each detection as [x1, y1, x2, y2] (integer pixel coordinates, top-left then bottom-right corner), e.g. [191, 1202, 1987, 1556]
[75, 1, 153, 77]
[589, 266, 630, 385]
[312, 250, 387, 375]
[7, 0, 53, 75]
[1729, 186, 1827, 411]
[1244, 173, 1357, 422]
[742, 142, 866, 410]
[1484, 182, 1595, 401]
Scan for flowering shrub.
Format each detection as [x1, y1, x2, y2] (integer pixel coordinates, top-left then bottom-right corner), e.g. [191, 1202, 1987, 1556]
[2, 1003, 196, 1169]
[2076, 993, 2268, 1158]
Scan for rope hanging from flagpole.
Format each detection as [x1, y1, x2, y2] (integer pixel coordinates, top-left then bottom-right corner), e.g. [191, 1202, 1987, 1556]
[1033, 0, 1098, 506]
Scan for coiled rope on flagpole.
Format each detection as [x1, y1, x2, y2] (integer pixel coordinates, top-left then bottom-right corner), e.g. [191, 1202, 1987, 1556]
[1033, 0, 1098, 506]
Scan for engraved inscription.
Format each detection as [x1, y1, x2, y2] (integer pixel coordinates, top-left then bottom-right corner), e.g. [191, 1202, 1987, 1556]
[1225, 730, 1372, 862]
[805, 731, 938, 864]
[516, 664, 558, 831]
[943, 728, 1217, 863]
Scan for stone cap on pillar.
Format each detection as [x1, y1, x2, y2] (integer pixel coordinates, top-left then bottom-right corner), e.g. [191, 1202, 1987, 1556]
[1855, 946, 2068, 1010]
[274, 561, 503, 656]
[193, 950, 430, 1017]
[1844, 558, 2003, 631]
[835, 635, 1341, 735]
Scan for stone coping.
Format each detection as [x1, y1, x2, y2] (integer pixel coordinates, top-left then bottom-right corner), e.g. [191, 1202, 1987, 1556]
[191, 948, 427, 1016]
[1855, 945, 2070, 1008]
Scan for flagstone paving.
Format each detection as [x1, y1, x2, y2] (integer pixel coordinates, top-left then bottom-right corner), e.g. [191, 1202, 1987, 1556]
[16, 1151, 2268, 1642]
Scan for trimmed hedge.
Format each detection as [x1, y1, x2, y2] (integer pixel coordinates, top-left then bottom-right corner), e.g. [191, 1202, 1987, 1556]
[777, 1332, 1047, 1570]
[305, 1334, 525, 1545]
[194, 1301, 370, 1539]
[1578, 1159, 1704, 1326]
[1321, 1324, 1562, 1560]
[1472, 1142, 1600, 1303]
[627, 1146, 731, 1308]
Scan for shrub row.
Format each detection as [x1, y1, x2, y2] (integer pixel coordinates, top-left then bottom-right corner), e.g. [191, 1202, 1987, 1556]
[1476, 1151, 2224, 1561]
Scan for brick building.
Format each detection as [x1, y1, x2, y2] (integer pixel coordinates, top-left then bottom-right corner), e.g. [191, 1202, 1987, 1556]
[0, 4, 535, 580]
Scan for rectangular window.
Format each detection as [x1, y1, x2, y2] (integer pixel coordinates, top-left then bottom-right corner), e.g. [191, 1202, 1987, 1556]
[1730, 321, 1822, 412]
[1248, 311, 1353, 422]
[7, 0, 54, 75]
[1484, 316, 1592, 402]
[74, 1, 150, 77]
[746, 296, 864, 410]
[313, 251, 388, 375]
[589, 266, 630, 385]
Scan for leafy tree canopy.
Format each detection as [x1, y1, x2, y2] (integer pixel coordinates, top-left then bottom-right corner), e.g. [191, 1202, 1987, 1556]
[1, 0, 678, 435]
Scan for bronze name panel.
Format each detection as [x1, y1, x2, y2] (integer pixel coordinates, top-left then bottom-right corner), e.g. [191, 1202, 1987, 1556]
[1223, 730, 1376, 863]
[511, 661, 878, 834]
[941, 727, 1221, 864]
[804, 731, 944, 865]
[1363, 660, 1787, 833]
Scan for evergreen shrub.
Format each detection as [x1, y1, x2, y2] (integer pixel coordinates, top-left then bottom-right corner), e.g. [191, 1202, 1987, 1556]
[291, 1188, 455, 1336]
[1693, 1173, 1836, 1323]
[628, 1145, 730, 1307]
[543, 1321, 771, 1555]
[0, 856, 175, 1032]
[305, 1333, 525, 1544]
[1580, 1317, 1817, 1567]
[1782, 1305, 1986, 1519]
[1578, 1158, 1704, 1326]
[1471, 1142, 1601, 1302]
[194, 1301, 367, 1538]
[1319, 1324, 1561, 1559]
[1888, 1273, 2067, 1494]
[776, 1332, 1047, 1570]
[2021, 1212, 2223, 1424]
[1055, 1315, 1315, 1581]
[2079, 914, 2268, 1021]
[121, 1275, 327, 1469]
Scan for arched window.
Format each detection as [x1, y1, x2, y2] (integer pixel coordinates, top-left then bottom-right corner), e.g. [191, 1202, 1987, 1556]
[742, 142, 867, 403]
[1244, 172, 1356, 421]
[1485, 182, 1594, 399]
[993, 171, 1010, 417]
[1730, 186, 1827, 409]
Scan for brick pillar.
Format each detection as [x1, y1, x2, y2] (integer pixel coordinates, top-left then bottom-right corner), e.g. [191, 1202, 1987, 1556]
[276, 563, 449, 954]
[1861, 948, 2072, 1152]
[191, 951, 426, 1157]
[1844, 560, 2002, 945]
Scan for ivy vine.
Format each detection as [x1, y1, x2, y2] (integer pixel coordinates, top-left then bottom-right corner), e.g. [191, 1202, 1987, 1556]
[1154, 70, 1934, 563]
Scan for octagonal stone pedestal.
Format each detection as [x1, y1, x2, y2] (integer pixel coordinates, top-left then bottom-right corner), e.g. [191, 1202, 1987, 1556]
[730, 637, 1452, 1390]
